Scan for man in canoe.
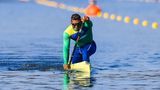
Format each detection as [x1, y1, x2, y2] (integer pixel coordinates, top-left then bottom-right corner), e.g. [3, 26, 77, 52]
[63, 13, 96, 70]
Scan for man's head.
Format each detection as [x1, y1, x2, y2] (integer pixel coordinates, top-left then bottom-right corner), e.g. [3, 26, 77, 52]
[71, 13, 82, 31]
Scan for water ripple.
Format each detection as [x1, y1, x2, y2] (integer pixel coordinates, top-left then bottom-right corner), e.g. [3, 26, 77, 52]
[0, 60, 63, 71]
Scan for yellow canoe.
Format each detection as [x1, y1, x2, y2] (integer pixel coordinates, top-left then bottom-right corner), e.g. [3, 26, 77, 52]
[70, 61, 91, 73]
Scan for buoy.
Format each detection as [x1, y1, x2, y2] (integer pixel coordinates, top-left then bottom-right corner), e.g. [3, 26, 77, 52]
[124, 16, 130, 23]
[85, 0, 101, 17]
[73, 7, 80, 12]
[110, 14, 116, 20]
[103, 12, 109, 19]
[152, 22, 159, 29]
[133, 18, 139, 25]
[116, 16, 122, 22]
[79, 8, 85, 13]
[98, 12, 102, 17]
[85, 5, 101, 17]
[59, 3, 66, 9]
[142, 20, 148, 27]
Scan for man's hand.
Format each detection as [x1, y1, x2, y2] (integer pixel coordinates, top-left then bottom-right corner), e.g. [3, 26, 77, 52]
[81, 16, 90, 22]
[63, 64, 70, 70]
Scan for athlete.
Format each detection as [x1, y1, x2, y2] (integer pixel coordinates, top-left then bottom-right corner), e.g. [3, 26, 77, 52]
[63, 13, 96, 70]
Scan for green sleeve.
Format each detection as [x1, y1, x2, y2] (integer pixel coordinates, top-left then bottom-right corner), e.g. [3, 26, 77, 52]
[63, 32, 70, 64]
[83, 20, 93, 28]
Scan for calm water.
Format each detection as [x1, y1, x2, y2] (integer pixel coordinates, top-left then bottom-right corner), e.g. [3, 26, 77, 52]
[0, 0, 160, 90]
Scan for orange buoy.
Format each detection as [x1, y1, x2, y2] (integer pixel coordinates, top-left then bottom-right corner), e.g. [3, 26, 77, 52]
[85, 0, 101, 17]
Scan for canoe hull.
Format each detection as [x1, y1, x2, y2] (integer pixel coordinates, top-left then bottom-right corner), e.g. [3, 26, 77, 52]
[70, 61, 91, 73]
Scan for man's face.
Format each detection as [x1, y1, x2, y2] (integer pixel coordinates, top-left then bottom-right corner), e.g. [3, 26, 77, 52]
[71, 19, 82, 31]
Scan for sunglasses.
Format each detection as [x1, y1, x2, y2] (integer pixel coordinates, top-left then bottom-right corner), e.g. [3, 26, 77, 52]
[71, 22, 82, 27]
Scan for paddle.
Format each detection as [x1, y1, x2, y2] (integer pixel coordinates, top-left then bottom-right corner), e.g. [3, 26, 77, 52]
[68, 28, 82, 68]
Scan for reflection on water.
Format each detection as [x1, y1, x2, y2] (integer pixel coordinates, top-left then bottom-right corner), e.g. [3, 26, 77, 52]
[63, 71, 94, 90]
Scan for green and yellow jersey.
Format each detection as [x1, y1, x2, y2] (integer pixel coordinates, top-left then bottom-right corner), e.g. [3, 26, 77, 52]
[63, 20, 93, 64]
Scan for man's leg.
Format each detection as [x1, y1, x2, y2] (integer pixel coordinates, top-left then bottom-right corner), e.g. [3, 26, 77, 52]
[88, 41, 96, 56]
[71, 47, 82, 64]
[81, 41, 96, 62]
[81, 47, 90, 62]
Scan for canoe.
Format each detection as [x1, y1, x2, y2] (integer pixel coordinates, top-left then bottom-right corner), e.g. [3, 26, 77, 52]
[70, 61, 91, 73]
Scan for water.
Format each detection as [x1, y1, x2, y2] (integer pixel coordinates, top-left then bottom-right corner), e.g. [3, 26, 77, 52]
[0, 0, 160, 90]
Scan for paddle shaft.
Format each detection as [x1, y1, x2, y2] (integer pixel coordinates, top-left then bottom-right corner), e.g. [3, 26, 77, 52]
[68, 29, 82, 66]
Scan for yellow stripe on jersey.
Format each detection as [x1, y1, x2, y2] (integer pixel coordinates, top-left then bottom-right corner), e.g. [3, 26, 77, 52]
[64, 25, 77, 36]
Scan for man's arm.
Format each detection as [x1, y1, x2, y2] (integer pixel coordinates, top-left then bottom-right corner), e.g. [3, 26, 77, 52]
[82, 16, 93, 28]
[63, 32, 70, 64]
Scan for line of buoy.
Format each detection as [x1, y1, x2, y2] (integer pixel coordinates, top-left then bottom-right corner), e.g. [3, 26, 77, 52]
[35, 0, 159, 29]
